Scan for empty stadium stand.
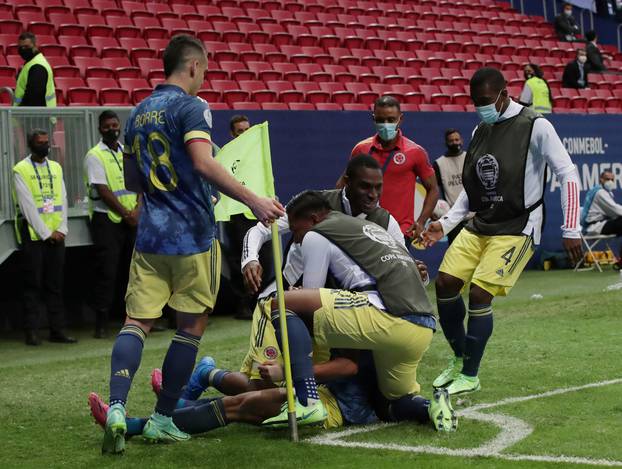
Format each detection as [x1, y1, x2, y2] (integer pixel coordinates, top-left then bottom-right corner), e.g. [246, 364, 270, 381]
[0, 0, 621, 111]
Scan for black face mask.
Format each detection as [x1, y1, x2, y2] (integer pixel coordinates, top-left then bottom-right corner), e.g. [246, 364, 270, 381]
[102, 129, 120, 142]
[31, 144, 50, 158]
[524, 72, 533, 80]
[19, 47, 36, 62]
[447, 144, 462, 155]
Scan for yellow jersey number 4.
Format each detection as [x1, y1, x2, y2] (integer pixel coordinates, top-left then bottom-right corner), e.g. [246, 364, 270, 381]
[133, 131, 178, 192]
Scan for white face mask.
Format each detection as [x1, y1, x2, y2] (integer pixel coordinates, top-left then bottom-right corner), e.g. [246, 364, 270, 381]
[604, 180, 616, 191]
[564, 9, 572, 16]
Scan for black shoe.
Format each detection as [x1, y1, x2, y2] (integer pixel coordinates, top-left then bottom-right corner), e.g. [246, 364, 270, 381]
[93, 327, 108, 339]
[25, 330, 42, 346]
[49, 331, 78, 344]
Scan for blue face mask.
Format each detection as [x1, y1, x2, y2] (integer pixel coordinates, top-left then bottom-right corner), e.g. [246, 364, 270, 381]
[476, 89, 504, 125]
[375, 123, 398, 142]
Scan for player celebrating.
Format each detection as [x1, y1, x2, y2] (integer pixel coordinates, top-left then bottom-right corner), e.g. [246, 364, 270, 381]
[257, 191, 452, 429]
[422, 67, 581, 395]
[101, 35, 283, 454]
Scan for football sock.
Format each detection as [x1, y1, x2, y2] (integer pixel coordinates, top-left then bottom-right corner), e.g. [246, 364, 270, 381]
[437, 293, 466, 358]
[109, 325, 146, 407]
[271, 309, 318, 406]
[126, 417, 148, 436]
[172, 398, 228, 434]
[388, 394, 431, 424]
[207, 369, 230, 390]
[155, 330, 201, 417]
[462, 304, 493, 377]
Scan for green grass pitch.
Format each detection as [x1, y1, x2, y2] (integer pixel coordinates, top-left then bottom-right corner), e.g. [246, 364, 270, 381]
[1, 270, 621, 468]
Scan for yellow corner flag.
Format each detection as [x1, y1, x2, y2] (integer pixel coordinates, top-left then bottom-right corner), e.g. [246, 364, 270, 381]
[214, 121, 276, 222]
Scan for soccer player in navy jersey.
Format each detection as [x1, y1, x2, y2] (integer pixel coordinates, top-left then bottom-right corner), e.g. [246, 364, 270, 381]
[101, 35, 283, 454]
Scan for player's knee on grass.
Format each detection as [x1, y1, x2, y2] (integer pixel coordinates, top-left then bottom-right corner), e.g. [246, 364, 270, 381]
[435, 272, 463, 297]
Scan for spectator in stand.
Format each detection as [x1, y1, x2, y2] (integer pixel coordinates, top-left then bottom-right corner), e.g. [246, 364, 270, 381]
[555, 3, 581, 42]
[12, 129, 76, 346]
[585, 30, 612, 72]
[562, 48, 590, 89]
[14, 32, 56, 108]
[518, 63, 553, 114]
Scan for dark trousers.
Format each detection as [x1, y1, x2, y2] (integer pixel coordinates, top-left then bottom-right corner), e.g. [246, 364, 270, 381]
[222, 214, 273, 312]
[89, 212, 136, 323]
[21, 225, 66, 333]
[602, 217, 622, 236]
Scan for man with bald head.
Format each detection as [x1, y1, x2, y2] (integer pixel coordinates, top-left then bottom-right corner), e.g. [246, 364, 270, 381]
[422, 67, 582, 396]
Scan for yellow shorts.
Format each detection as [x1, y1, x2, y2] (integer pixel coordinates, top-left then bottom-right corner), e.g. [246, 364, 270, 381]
[319, 385, 343, 429]
[125, 241, 221, 319]
[313, 289, 433, 400]
[439, 229, 534, 297]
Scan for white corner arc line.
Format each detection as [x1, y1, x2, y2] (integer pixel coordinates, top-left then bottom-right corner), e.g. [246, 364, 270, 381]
[306, 378, 622, 466]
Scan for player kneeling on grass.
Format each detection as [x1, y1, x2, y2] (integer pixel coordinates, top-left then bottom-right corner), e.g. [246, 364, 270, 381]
[258, 191, 455, 430]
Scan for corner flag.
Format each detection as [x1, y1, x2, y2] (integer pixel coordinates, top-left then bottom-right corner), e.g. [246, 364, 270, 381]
[214, 121, 276, 222]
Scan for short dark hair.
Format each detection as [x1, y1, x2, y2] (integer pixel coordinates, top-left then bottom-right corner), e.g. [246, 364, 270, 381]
[99, 110, 119, 127]
[601, 169, 613, 178]
[230, 114, 249, 132]
[27, 129, 48, 147]
[373, 95, 401, 112]
[163, 34, 206, 78]
[470, 67, 506, 92]
[585, 30, 597, 42]
[444, 128, 460, 140]
[563, 2, 573, 8]
[286, 190, 331, 219]
[18, 32, 36, 43]
[345, 154, 381, 179]
[576, 47, 586, 56]
[526, 63, 545, 79]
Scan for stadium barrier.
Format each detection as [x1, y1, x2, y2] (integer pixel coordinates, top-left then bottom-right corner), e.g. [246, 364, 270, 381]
[1, 107, 621, 270]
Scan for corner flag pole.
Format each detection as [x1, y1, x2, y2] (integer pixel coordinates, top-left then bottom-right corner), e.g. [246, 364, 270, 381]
[270, 221, 299, 442]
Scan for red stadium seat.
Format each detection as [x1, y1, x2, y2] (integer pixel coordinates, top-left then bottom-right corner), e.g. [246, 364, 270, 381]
[343, 103, 369, 111]
[419, 104, 442, 112]
[316, 103, 342, 110]
[288, 103, 316, 110]
[67, 87, 98, 105]
[232, 101, 261, 110]
[100, 88, 131, 105]
[261, 102, 288, 110]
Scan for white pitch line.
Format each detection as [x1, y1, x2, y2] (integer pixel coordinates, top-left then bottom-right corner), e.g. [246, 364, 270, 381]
[306, 378, 622, 466]
[465, 378, 622, 412]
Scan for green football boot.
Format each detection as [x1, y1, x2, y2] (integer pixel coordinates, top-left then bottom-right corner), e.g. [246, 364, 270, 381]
[433, 356, 463, 388]
[428, 388, 458, 432]
[102, 403, 127, 455]
[445, 373, 481, 396]
[142, 413, 190, 444]
[262, 398, 327, 428]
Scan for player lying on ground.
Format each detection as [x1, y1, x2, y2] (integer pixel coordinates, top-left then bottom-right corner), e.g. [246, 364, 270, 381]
[89, 346, 456, 435]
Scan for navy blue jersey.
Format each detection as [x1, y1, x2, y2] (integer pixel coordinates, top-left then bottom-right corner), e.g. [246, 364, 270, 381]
[124, 84, 216, 255]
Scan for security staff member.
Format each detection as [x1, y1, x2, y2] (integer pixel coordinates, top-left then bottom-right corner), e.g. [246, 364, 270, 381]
[12, 129, 75, 346]
[518, 64, 552, 114]
[14, 32, 56, 108]
[84, 110, 139, 338]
